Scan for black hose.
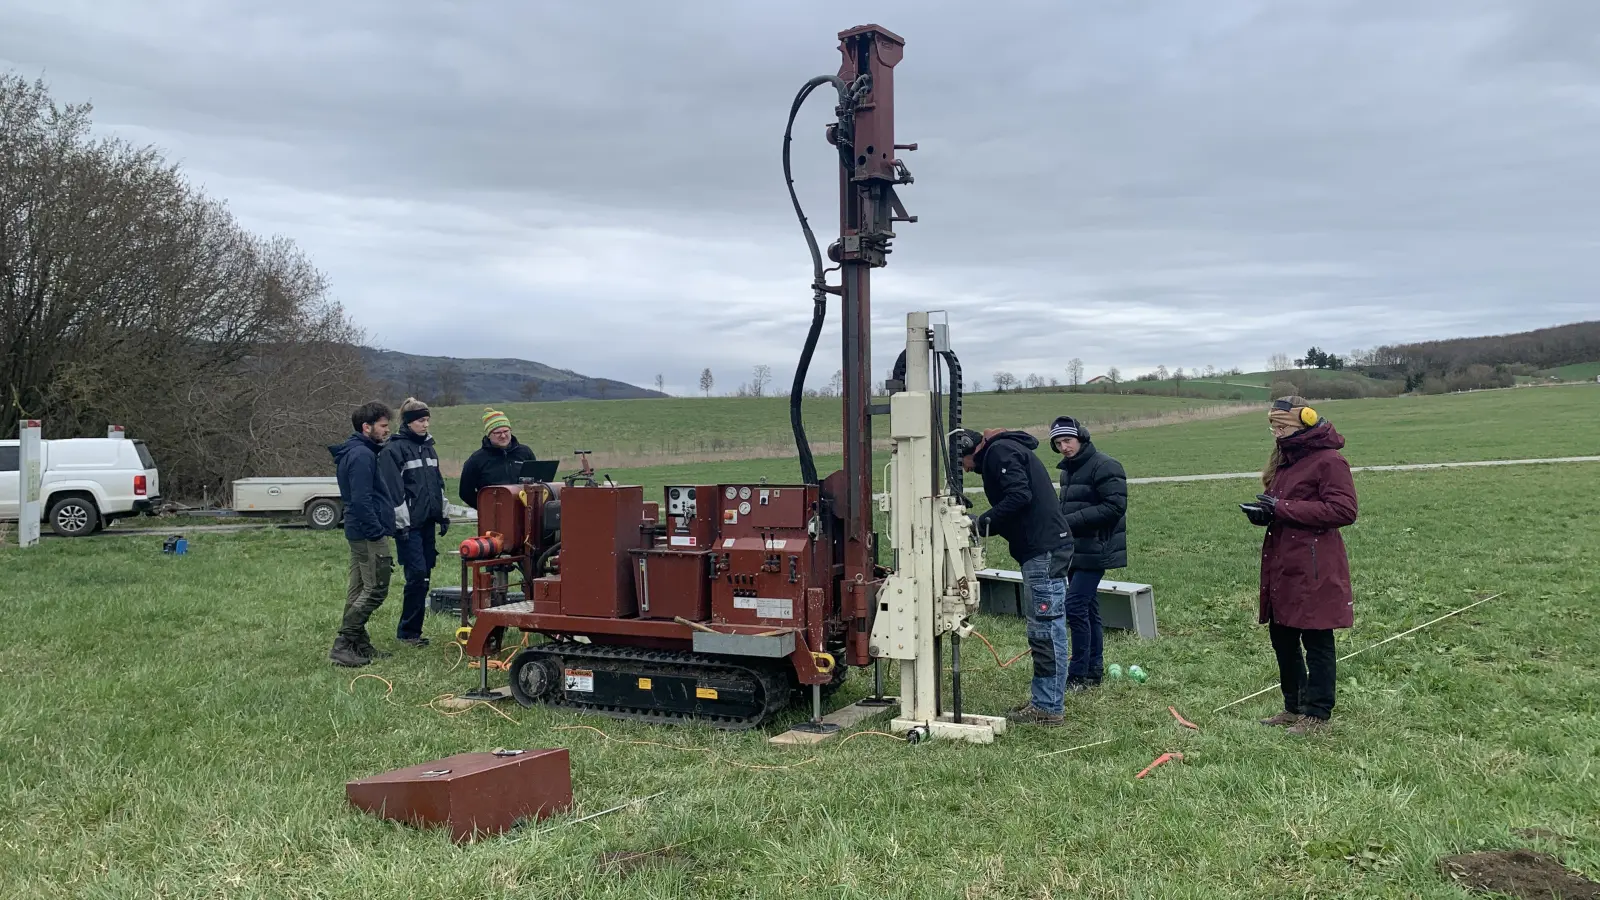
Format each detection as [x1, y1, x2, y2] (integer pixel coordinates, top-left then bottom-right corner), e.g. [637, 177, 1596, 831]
[940, 350, 965, 496]
[784, 74, 851, 485]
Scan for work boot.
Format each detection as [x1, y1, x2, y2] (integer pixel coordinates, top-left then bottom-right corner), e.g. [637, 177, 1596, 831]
[329, 637, 370, 668]
[1067, 678, 1101, 693]
[1259, 710, 1304, 727]
[353, 634, 390, 659]
[398, 636, 431, 648]
[1010, 705, 1064, 727]
[1286, 716, 1329, 736]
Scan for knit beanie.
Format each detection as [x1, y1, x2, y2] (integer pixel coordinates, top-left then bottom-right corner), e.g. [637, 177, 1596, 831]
[1049, 415, 1088, 445]
[482, 407, 512, 436]
[1268, 396, 1314, 431]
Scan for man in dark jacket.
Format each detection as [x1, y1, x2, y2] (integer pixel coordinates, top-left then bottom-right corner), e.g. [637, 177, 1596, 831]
[458, 406, 537, 509]
[328, 401, 401, 667]
[380, 398, 449, 648]
[1050, 416, 1128, 691]
[955, 427, 1074, 726]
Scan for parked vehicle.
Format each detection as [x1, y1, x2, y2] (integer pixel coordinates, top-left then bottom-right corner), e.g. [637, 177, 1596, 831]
[0, 436, 162, 537]
[229, 477, 346, 530]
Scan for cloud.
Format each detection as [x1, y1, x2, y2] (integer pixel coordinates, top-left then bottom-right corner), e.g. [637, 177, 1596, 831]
[3, 0, 1597, 392]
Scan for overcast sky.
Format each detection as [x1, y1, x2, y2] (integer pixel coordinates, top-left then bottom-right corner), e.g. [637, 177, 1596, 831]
[3, 0, 1597, 394]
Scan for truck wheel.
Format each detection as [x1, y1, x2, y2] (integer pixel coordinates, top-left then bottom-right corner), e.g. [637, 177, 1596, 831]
[306, 499, 342, 530]
[48, 495, 100, 537]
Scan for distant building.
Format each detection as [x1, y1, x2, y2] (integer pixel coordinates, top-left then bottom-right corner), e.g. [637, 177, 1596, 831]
[1085, 375, 1112, 385]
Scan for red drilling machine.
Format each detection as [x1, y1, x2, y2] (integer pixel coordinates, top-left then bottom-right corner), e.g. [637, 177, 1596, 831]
[455, 25, 990, 738]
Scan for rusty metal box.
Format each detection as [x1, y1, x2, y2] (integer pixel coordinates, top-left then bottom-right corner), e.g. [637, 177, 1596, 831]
[345, 748, 572, 842]
[630, 548, 710, 621]
[560, 485, 645, 618]
[531, 576, 562, 615]
[475, 485, 527, 551]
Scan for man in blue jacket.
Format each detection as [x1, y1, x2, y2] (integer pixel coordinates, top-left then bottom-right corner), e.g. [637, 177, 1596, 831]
[328, 401, 401, 667]
[955, 427, 1075, 726]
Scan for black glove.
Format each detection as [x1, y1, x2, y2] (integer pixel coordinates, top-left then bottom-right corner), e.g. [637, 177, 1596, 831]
[1239, 503, 1272, 527]
[438, 518, 450, 537]
[975, 511, 995, 538]
[1254, 494, 1279, 516]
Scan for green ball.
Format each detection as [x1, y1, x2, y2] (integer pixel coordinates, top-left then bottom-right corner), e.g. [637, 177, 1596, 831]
[1127, 665, 1148, 683]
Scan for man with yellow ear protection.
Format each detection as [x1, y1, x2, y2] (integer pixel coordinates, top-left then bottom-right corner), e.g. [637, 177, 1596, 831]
[1245, 395, 1358, 736]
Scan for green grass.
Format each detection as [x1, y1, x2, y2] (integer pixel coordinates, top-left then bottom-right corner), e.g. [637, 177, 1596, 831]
[1538, 361, 1600, 382]
[424, 391, 1238, 466]
[4, 458, 1597, 898]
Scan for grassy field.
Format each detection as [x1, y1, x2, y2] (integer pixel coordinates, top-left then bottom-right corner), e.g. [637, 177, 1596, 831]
[1538, 361, 1600, 382]
[4, 453, 1597, 898]
[422, 391, 1241, 469]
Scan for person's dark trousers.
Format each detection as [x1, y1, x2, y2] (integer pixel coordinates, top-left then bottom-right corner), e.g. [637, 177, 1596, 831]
[394, 526, 438, 642]
[1269, 622, 1337, 720]
[1064, 567, 1105, 684]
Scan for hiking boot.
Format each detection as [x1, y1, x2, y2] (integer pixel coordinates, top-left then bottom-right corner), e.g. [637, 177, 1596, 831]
[1286, 716, 1329, 736]
[1259, 710, 1304, 727]
[1010, 705, 1065, 727]
[1067, 678, 1101, 693]
[353, 636, 390, 659]
[398, 636, 431, 648]
[329, 637, 370, 668]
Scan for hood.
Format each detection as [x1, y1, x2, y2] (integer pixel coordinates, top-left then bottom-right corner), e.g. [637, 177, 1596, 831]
[479, 433, 521, 454]
[1277, 420, 1344, 461]
[330, 432, 380, 462]
[1056, 440, 1099, 471]
[974, 429, 1038, 465]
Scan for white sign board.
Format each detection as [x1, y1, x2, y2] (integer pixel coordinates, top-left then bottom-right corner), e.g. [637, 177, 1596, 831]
[18, 420, 42, 547]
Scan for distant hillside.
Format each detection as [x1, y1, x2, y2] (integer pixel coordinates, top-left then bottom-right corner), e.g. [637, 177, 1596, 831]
[1370, 321, 1600, 376]
[362, 348, 664, 405]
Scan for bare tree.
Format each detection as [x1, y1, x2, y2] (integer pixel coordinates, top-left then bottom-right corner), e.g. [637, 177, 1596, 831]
[1154, 365, 1170, 381]
[0, 72, 373, 499]
[1048, 376, 1059, 387]
[1067, 358, 1084, 391]
[970, 379, 982, 393]
[433, 362, 464, 407]
[750, 364, 772, 398]
[654, 373, 665, 394]
[1107, 366, 1122, 388]
[1204, 364, 1217, 378]
[519, 378, 541, 401]
[1268, 353, 1292, 373]
[829, 369, 844, 397]
[699, 368, 714, 397]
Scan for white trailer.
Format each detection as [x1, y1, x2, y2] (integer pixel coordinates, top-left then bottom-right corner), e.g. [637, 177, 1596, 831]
[230, 477, 345, 530]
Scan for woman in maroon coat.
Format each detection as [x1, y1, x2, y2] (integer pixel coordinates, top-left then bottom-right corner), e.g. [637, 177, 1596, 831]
[1240, 396, 1358, 735]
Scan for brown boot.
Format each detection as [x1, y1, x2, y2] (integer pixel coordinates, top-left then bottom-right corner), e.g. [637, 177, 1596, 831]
[329, 637, 370, 668]
[1011, 705, 1064, 727]
[1286, 716, 1329, 735]
[1259, 710, 1304, 727]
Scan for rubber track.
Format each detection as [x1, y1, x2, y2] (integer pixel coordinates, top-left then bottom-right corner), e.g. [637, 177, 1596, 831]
[513, 642, 791, 731]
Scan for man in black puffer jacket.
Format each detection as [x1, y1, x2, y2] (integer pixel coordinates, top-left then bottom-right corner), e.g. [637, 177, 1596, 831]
[955, 428, 1074, 726]
[458, 406, 537, 510]
[1049, 415, 1128, 691]
[380, 398, 450, 647]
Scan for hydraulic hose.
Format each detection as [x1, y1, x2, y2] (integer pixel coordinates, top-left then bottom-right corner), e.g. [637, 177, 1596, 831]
[940, 350, 965, 496]
[784, 74, 852, 485]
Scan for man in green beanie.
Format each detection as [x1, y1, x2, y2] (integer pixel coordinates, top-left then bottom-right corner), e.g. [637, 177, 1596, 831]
[457, 406, 537, 509]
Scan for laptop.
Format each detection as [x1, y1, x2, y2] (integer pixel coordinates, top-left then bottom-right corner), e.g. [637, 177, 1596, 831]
[519, 459, 560, 482]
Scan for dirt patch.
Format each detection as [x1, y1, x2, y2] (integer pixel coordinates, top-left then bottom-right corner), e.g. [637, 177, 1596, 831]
[1438, 849, 1598, 900]
[596, 847, 691, 876]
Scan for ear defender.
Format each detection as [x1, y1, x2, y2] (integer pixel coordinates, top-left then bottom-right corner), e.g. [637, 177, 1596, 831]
[1299, 406, 1320, 427]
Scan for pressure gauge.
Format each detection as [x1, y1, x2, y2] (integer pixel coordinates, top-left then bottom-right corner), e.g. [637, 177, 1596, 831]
[739, 501, 751, 515]
[739, 487, 752, 500]
[725, 486, 738, 500]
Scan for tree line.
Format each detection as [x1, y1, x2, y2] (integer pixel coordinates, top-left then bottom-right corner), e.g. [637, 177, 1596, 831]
[1, 72, 374, 501]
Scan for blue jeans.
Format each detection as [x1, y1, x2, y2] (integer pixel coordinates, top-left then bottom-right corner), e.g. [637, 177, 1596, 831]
[1021, 550, 1071, 715]
[1065, 567, 1105, 682]
[394, 526, 437, 640]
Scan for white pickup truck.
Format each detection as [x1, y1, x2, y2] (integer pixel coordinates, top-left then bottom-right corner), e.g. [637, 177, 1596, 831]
[0, 436, 163, 536]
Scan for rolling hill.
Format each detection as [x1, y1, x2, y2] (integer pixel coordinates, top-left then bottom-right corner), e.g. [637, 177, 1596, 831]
[361, 347, 664, 405]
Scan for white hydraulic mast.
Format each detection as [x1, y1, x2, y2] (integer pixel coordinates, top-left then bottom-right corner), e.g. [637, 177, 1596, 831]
[870, 311, 1007, 743]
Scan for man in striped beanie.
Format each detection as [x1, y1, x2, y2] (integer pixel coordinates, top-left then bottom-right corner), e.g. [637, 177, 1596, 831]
[458, 406, 537, 509]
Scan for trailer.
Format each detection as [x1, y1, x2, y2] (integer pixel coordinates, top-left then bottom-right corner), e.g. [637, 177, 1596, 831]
[231, 477, 346, 529]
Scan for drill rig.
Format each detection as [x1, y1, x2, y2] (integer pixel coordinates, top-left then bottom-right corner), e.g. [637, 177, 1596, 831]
[455, 24, 1004, 744]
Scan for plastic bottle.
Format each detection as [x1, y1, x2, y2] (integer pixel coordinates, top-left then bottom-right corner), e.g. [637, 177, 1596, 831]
[1107, 664, 1124, 680]
[1127, 665, 1147, 683]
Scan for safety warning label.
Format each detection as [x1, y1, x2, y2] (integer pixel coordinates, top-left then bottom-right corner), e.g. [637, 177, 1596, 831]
[564, 668, 594, 692]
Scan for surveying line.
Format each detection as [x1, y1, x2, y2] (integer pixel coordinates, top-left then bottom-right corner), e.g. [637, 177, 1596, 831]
[1211, 591, 1507, 713]
[1031, 591, 1507, 760]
